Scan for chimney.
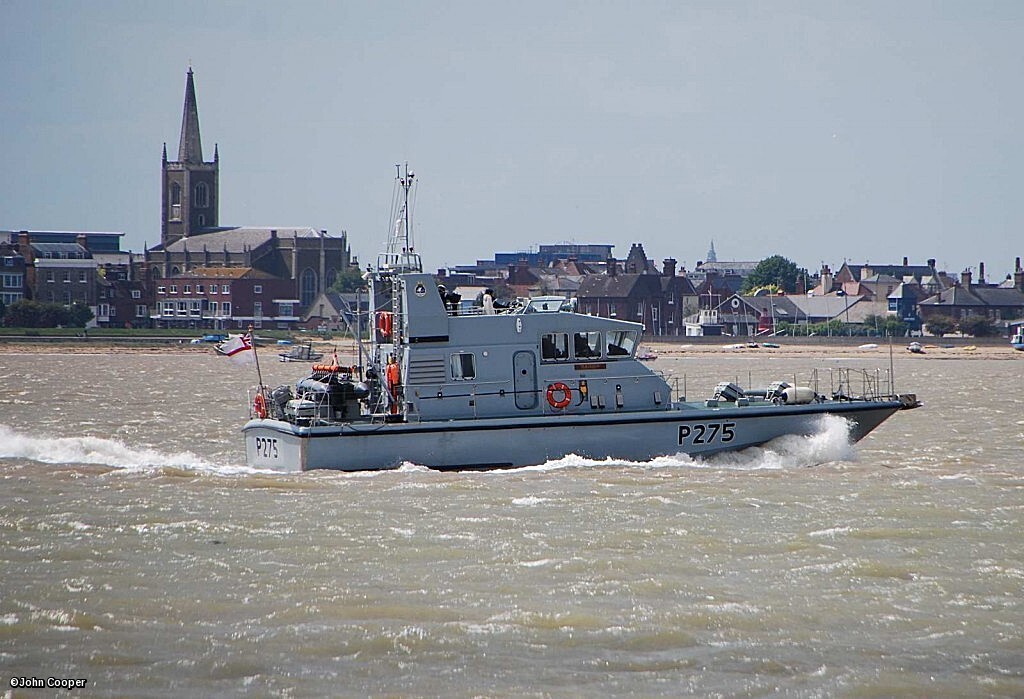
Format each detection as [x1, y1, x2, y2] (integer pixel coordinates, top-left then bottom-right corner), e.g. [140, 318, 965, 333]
[606, 257, 617, 277]
[17, 232, 34, 265]
[662, 258, 677, 277]
[820, 264, 833, 294]
[960, 268, 972, 287]
[927, 258, 936, 269]
[76, 234, 88, 250]
[861, 264, 872, 280]
[979, 261, 986, 284]
[902, 256, 909, 267]
[1016, 256, 1022, 272]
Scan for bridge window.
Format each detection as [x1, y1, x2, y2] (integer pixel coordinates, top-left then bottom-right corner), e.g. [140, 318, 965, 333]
[606, 330, 638, 357]
[541, 332, 569, 361]
[573, 331, 601, 359]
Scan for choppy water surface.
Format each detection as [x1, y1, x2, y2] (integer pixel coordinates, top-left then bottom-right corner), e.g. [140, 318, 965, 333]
[1, 351, 1022, 697]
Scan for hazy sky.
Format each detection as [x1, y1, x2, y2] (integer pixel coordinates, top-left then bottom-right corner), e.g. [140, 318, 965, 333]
[3, 1, 1022, 280]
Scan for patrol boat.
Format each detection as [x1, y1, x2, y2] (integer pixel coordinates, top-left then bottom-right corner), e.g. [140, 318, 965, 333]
[243, 167, 918, 472]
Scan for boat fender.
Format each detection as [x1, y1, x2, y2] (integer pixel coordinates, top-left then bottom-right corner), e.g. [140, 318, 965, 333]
[253, 392, 268, 419]
[377, 311, 394, 340]
[546, 382, 572, 410]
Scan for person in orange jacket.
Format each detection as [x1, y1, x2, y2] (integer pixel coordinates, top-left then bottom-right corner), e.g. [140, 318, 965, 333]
[385, 356, 402, 414]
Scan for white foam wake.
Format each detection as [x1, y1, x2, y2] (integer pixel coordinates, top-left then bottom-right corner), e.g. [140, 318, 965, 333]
[519, 414, 858, 472]
[0, 424, 258, 474]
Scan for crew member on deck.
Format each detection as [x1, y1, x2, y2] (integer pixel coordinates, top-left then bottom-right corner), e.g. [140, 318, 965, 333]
[385, 357, 402, 415]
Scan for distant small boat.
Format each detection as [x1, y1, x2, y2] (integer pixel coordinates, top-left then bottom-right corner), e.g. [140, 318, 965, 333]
[1012, 329, 1024, 351]
[279, 342, 324, 363]
[636, 350, 658, 361]
[907, 341, 924, 354]
[762, 342, 780, 348]
[858, 343, 879, 350]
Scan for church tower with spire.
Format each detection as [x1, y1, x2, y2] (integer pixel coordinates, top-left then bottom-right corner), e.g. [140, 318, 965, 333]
[161, 68, 219, 248]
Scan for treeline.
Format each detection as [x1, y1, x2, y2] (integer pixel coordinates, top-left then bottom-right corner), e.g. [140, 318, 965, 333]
[1, 300, 94, 328]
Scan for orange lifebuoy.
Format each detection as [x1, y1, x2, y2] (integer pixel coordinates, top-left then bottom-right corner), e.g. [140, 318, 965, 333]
[377, 311, 393, 340]
[546, 382, 572, 410]
[253, 392, 268, 419]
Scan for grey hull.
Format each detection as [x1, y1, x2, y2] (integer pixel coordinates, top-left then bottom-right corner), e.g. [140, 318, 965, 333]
[243, 401, 901, 473]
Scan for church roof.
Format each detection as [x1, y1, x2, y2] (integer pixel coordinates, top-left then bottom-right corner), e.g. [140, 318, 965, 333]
[162, 227, 321, 254]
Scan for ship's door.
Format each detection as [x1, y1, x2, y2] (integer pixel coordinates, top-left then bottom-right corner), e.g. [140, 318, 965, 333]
[513, 351, 538, 409]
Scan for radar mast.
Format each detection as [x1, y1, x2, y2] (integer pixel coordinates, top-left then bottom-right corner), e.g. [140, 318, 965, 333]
[378, 163, 422, 273]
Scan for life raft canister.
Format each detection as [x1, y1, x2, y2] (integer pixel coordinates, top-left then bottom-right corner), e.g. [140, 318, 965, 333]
[253, 392, 268, 419]
[546, 382, 572, 410]
[377, 311, 394, 340]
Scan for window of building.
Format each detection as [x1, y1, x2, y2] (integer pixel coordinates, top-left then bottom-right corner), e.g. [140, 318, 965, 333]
[608, 303, 616, 317]
[209, 301, 219, 315]
[300, 268, 317, 307]
[195, 182, 208, 208]
[79, 271, 87, 283]
[190, 300, 202, 316]
[572, 331, 601, 359]
[210, 285, 218, 294]
[131, 289, 141, 299]
[278, 302, 293, 316]
[450, 353, 476, 380]
[97, 303, 110, 318]
[136, 304, 148, 318]
[254, 285, 263, 294]
[196, 284, 204, 294]
[197, 215, 205, 227]
[177, 301, 187, 316]
[541, 332, 569, 361]
[2, 273, 22, 288]
[222, 302, 231, 316]
[652, 305, 659, 322]
[254, 301, 263, 318]
[221, 284, 230, 294]
[184, 284, 192, 294]
[46, 270, 54, 283]
[170, 183, 182, 221]
[170, 285, 178, 294]
[63, 271, 71, 283]
[157, 286, 166, 294]
[162, 301, 175, 317]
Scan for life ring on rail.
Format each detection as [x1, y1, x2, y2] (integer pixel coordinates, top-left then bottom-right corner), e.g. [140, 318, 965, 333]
[546, 382, 572, 410]
[253, 392, 268, 419]
[377, 311, 394, 340]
